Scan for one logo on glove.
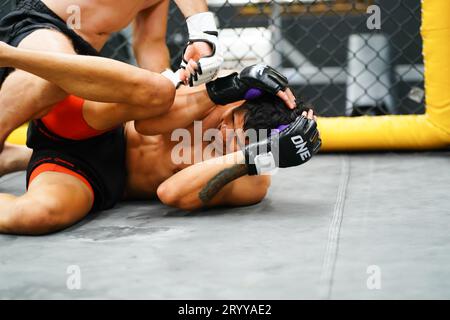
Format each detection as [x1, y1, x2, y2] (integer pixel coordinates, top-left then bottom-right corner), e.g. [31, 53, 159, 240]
[291, 135, 312, 161]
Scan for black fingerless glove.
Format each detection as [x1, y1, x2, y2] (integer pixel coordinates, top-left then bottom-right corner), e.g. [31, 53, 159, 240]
[244, 116, 322, 175]
[206, 64, 289, 105]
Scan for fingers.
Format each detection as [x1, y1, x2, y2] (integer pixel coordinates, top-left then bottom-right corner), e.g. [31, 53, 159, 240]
[177, 68, 186, 82]
[276, 89, 296, 109]
[276, 91, 290, 108]
[290, 114, 308, 130]
[301, 110, 316, 120]
[182, 60, 199, 85]
[181, 41, 215, 86]
[286, 88, 296, 106]
[187, 60, 198, 76]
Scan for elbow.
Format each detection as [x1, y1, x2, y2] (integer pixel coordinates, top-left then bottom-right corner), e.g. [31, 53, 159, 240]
[252, 190, 268, 205]
[157, 183, 202, 211]
[246, 177, 271, 205]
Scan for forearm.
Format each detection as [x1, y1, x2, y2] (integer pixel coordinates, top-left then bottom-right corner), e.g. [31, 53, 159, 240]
[134, 84, 216, 135]
[199, 160, 248, 205]
[1, 45, 171, 107]
[133, 0, 170, 72]
[158, 151, 248, 209]
[134, 69, 239, 135]
[174, 0, 208, 18]
[134, 42, 170, 72]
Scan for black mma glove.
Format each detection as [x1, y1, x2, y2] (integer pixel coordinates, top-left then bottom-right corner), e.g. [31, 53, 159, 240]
[244, 115, 322, 175]
[206, 64, 289, 105]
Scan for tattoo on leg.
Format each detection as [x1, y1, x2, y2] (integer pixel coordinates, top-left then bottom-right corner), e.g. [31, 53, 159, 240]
[199, 164, 249, 204]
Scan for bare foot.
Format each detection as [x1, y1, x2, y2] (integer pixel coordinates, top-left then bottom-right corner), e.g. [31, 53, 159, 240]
[0, 143, 32, 178]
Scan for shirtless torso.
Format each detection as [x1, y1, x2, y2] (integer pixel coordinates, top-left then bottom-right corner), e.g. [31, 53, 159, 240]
[124, 106, 231, 200]
[42, 0, 162, 50]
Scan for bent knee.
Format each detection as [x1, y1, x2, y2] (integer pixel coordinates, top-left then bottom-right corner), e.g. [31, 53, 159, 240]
[136, 74, 176, 113]
[0, 69, 69, 119]
[6, 200, 75, 235]
[18, 28, 76, 53]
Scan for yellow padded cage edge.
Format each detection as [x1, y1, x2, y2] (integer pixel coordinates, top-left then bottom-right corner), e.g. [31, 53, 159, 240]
[316, 0, 450, 151]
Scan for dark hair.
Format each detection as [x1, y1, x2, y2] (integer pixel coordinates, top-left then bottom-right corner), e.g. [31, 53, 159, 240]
[237, 94, 310, 132]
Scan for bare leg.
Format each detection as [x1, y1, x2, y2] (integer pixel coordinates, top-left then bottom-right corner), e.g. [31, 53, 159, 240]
[0, 29, 75, 152]
[0, 40, 175, 109]
[0, 171, 93, 235]
[0, 143, 32, 177]
[0, 34, 175, 136]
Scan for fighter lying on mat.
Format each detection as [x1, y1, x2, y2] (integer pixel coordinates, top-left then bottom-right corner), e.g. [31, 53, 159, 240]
[0, 43, 321, 235]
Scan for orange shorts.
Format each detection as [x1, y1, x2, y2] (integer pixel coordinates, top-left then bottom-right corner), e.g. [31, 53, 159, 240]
[28, 162, 94, 197]
[28, 95, 106, 198]
[41, 95, 106, 140]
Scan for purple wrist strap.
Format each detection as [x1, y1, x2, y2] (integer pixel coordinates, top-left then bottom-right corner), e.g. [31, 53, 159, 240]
[271, 124, 289, 136]
[244, 88, 264, 100]
[276, 124, 289, 131]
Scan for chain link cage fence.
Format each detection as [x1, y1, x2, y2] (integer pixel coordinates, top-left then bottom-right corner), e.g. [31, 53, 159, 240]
[1, 0, 424, 117]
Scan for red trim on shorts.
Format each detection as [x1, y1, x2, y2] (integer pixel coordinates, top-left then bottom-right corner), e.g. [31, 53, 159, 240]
[41, 95, 106, 140]
[29, 163, 95, 198]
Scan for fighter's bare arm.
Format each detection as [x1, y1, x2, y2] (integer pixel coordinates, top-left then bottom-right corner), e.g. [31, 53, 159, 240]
[0, 42, 175, 111]
[134, 84, 218, 135]
[173, 0, 208, 18]
[158, 109, 322, 211]
[134, 0, 171, 72]
[157, 151, 271, 211]
[134, 64, 296, 135]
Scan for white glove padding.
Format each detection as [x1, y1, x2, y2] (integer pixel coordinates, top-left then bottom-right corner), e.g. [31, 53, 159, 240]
[181, 12, 224, 87]
[161, 69, 183, 89]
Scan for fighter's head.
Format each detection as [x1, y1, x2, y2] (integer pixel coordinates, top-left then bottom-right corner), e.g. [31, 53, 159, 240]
[217, 94, 309, 153]
[238, 95, 307, 132]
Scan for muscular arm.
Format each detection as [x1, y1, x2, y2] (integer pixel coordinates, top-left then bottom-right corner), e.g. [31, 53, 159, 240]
[135, 69, 238, 135]
[134, 84, 217, 135]
[134, 0, 171, 72]
[0, 43, 174, 108]
[157, 151, 271, 211]
[173, 0, 208, 18]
